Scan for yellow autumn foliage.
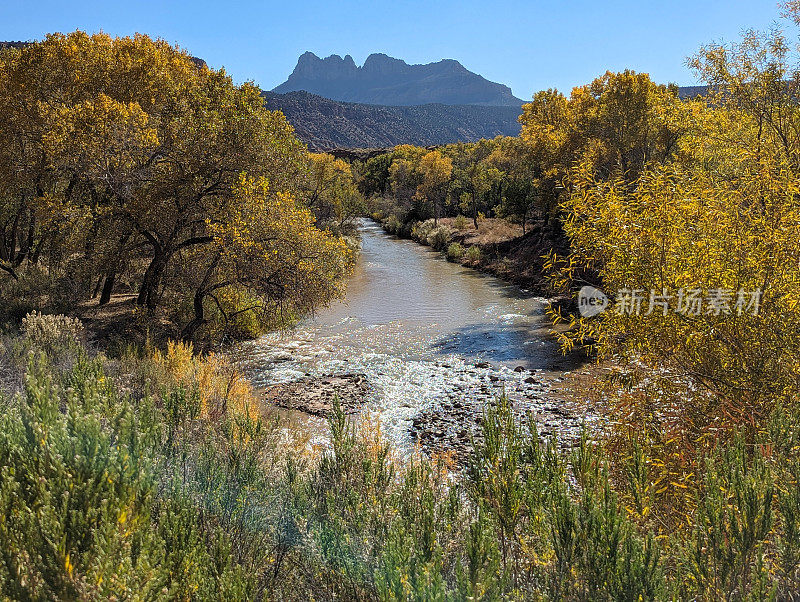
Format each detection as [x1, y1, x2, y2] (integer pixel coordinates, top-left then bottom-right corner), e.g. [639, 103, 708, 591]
[151, 340, 259, 421]
[548, 6, 800, 453]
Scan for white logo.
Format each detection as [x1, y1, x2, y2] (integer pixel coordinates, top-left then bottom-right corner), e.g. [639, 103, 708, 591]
[578, 286, 609, 317]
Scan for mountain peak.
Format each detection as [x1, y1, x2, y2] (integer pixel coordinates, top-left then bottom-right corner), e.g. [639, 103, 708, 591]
[292, 52, 358, 80]
[273, 52, 523, 106]
[362, 53, 407, 72]
[297, 50, 320, 61]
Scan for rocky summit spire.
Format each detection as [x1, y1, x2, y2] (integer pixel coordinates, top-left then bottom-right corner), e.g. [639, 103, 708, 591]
[272, 52, 523, 106]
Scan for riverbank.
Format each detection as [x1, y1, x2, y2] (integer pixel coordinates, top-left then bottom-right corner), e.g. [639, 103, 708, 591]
[65, 220, 598, 465]
[378, 215, 570, 294]
[6, 312, 794, 600]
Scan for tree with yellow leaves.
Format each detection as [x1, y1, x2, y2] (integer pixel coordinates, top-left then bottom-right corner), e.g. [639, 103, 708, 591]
[303, 153, 364, 233]
[181, 176, 354, 340]
[519, 70, 681, 215]
[416, 150, 453, 226]
[0, 32, 350, 340]
[552, 3, 800, 447]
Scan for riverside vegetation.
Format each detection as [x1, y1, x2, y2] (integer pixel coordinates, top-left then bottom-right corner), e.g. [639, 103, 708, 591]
[3, 312, 800, 600]
[3, 4, 800, 601]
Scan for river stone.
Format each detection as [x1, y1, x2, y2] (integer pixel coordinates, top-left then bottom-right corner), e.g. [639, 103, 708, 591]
[263, 373, 369, 417]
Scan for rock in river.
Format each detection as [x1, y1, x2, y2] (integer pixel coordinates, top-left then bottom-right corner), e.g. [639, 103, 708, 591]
[263, 373, 369, 417]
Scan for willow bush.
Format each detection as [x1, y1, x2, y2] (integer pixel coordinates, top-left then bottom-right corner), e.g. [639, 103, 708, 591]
[540, 5, 800, 533]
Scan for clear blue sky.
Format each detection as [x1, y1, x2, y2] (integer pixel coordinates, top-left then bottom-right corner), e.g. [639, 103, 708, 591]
[0, 0, 783, 100]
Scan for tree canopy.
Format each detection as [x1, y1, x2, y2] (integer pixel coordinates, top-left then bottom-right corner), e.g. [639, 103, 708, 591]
[0, 32, 354, 342]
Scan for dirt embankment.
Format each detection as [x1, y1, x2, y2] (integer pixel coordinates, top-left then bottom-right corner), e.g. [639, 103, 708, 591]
[447, 218, 570, 293]
[386, 217, 571, 294]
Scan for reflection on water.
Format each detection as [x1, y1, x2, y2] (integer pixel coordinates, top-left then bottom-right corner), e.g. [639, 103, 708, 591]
[237, 220, 575, 449]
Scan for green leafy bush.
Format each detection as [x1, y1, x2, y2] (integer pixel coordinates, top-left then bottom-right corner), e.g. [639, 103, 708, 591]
[446, 242, 465, 262]
[384, 214, 403, 234]
[427, 226, 452, 250]
[0, 354, 254, 599]
[465, 245, 482, 264]
[411, 219, 435, 243]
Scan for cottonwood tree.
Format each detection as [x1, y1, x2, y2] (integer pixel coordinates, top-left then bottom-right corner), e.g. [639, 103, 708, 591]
[486, 138, 541, 230]
[181, 176, 354, 340]
[358, 152, 393, 197]
[388, 158, 420, 218]
[41, 93, 160, 303]
[415, 150, 453, 226]
[0, 32, 350, 339]
[447, 139, 497, 228]
[519, 70, 681, 198]
[302, 153, 364, 232]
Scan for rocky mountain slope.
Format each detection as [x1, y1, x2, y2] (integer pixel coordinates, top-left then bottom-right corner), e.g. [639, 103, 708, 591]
[273, 52, 523, 106]
[262, 90, 523, 150]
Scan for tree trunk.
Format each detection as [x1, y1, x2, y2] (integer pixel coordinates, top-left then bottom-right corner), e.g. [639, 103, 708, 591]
[180, 253, 221, 341]
[181, 289, 206, 341]
[29, 231, 48, 265]
[8, 210, 20, 264]
[92, 275, 104, 299]
[137, 251, 169, 310]
[99, 273, 115, 306]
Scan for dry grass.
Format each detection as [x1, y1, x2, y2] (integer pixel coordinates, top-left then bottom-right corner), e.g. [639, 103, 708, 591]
[440, 217, 523, 245]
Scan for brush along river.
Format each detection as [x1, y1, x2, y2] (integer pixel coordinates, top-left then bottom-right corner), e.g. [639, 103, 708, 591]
[234, 220, 598, 460]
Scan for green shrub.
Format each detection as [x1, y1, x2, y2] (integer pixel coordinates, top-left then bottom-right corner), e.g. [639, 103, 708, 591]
[453, 215, 469, 230]
[446, 242, 465, 262]
[0, 344, 272, 600]
[0, 355, 255, 599]
[464, 245, 482, 264]
[22, 311, 85, 351]
[1, 332, 799, 600]
[384, 214, 402, 234]
[411, 219, 435, 243]
[427, 226, 452, 250]
[0, 361, 155, 599]
[683, 438, 775, 599]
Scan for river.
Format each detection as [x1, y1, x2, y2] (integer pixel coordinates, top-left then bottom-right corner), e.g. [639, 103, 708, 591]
[236, 220, 590, 456]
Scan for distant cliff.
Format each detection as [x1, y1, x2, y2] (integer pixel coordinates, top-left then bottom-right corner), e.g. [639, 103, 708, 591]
[273, 52, 523, 106]
[262, 91, 522, 150]
[0, 41, 27, 50]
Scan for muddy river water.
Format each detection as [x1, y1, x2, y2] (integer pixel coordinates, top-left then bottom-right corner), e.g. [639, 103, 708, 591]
[236, 221, 592, 455]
